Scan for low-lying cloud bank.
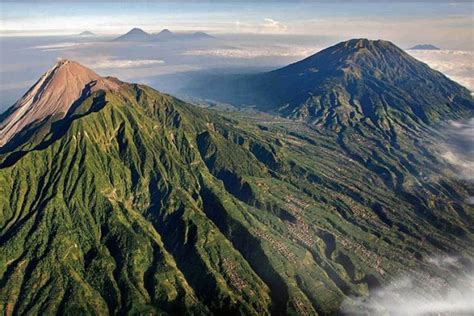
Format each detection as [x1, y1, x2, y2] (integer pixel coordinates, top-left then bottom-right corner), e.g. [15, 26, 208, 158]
[30, 42, 92, 52]
[90, 58, 164, 69]
[341, 255, 474, 315]
[439, 118, 474, 182]
[181, 45, 321, 59]
[408, 50, 474, 91]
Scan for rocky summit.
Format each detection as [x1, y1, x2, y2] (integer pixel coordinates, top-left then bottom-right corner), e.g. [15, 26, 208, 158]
[0, 59, 120, 148]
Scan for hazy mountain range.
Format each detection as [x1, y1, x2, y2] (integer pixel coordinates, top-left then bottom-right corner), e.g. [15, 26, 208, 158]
[113, 28, 215, 42]
[0, 39, 473, 315]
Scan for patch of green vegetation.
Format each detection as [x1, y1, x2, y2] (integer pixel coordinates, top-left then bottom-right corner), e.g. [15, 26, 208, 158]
[0, 81, 473, 315]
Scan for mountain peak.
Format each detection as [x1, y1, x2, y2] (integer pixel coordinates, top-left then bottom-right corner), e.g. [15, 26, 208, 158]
[191, 31, 214, 39]
[0, 60, 119, 147]
[409, 44, 440, 50]
[114, 28, 151, 41]
[155, 29, 175, 39]
[127, 27, 148, 35]
[46, 59, 103, 85]
[78, 31, 95, 37]
[328, 38, 404, 60]
[188, 38, 472, 130]
[54, 58, 85, 70]
[343, 38, 393, 49]
[276, 38, 406, 76]
[268, 38, 472, 124]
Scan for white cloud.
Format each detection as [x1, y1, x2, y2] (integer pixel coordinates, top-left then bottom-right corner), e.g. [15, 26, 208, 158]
[437, 118, 474, 204]
[438, 118, 474, 182]
[0, 80, 34, 92]
[30, 42, 89, 52]
[342, 255, 474, 316]
[181, 45, 321, 59]
[67, 56, 171, 80]
[262, 18, 288, 33]
[407, 50, 474, 91]
[442, 150, 474, 178]
[89, 58, 165, 70]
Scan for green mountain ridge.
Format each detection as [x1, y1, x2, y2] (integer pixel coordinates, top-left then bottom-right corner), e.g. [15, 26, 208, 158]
[0, 40, 473, 315]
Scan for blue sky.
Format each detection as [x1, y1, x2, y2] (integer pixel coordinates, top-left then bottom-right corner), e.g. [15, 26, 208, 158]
[0, 1, 473, 49]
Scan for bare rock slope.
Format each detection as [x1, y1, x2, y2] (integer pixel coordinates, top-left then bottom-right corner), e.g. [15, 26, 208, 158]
[0, 59, 119, 147]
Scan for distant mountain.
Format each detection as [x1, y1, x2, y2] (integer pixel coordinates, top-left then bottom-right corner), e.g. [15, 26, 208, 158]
[409, 44, 440, 50]
[186, 39, 472, 131]
[113, 27, 152, 41]
[154, 29, 215, 41]
[184, 31, 215, 40]
[1, 55, 473, 314]
[113, 28, 215, 42]
[155, 29, 215, 41]
[155, 28, 175, 40]
[78, 31, 96, 37]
